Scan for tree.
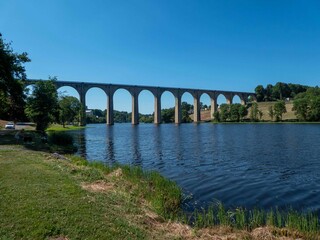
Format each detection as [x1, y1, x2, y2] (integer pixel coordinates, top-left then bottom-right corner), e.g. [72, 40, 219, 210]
[181, 101, 192, 123]
[213, 111, 220, 122]
[268, 105, 274, 121]
[250, 102, 259, 121]
[292, 88, 320, 121]
[238, 105, 248, 121]
[273, 100, 286, 121]
[292, 98, 308, 121]
[219, 104, 230, 122]
[59, 96, 81, 127]
[161, 108, 174, 123]
[25, 79, 59, 131]
[229, 104, 240, 121]
[255, 85, 265, 102]
[0, 33, 30, 120]
[308, 94, 320, 121]
[258, 109, 263, 120]
[264, 84, 273, 101]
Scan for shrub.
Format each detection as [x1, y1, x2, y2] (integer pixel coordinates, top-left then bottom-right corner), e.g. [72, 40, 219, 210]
[48, 132, 74, 146]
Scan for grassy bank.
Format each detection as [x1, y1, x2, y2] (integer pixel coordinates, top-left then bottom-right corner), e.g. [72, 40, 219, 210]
[0, 146, 182, 239]
[1, 139, 320, 239]
[47, 124, 85, 131]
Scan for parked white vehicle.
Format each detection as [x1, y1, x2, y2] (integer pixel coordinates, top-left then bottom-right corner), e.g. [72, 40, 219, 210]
[5, 122, 15, 129]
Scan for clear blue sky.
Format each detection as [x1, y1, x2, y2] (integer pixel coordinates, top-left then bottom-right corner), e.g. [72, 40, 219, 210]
[1, 0, 320, 113]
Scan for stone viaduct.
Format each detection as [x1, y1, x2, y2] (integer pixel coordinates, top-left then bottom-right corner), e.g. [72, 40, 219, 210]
[25, 79, 256, 126]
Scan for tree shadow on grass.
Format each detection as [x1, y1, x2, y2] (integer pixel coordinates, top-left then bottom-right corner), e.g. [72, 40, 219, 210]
[0, 130, 77, 154]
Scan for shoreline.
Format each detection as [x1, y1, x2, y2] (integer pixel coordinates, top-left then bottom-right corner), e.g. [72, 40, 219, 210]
[0, 139, 319, 239]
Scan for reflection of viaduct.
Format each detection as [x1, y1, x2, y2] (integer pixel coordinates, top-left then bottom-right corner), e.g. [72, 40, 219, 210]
[26, 79, 256, 126]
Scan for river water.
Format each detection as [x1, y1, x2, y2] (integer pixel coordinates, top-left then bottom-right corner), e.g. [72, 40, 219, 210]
[70, 123, 320, 212]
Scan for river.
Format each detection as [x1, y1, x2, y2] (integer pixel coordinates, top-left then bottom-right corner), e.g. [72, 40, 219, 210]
[70, 123, 320, 212]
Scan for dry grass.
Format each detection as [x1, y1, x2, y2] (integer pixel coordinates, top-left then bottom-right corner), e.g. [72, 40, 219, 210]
[192, 101, 297, 122]
[81, 180, 114, 192]
[253, 101, 297, 121]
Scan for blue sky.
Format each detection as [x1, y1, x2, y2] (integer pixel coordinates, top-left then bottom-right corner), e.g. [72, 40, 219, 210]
[1, 0, 320, 113]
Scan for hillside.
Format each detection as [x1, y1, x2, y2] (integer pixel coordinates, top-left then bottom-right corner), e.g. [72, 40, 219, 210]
[194, 101, 297, 122]
[251, 101, 296, 121]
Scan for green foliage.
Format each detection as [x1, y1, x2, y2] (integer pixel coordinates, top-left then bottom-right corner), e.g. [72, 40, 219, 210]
[113, 110, 131, 123]
[250, 102, 260, 121]
[181, 102, 193, 123]
[274, 100, 287, 121]
[86, 109, 106, 123]
[47, 131, 76, 153]
[268, 105, 274, 121]
[293, 87, 320, 121]
[254, 82, 309, 102]
[255, 85, 265, 102]
[191, 204, 320, 237]
[229, 104, 240, 121]
[25, 78, 59, 131]
[139, 114, 153, 123]
[161, 108, 175, 123]
[219, 104, 230, 121]
[0, 33, 30, 120]
[58, 96, 81, 126]
[214, 103, 248, 122]
[238, 105, 248, 121]
[48, 132, 74, 146]
[213, 111, 220, 121]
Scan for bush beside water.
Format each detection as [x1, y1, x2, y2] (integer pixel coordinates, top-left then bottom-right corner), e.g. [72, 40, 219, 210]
[48, 132, 77, 153]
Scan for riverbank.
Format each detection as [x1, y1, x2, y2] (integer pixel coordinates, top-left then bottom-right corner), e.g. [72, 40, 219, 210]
[47, 124, 86, 131]
[0, 142, 319, 239]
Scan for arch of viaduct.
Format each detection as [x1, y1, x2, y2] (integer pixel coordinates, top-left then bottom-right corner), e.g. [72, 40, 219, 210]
[25, 79, 256, 126]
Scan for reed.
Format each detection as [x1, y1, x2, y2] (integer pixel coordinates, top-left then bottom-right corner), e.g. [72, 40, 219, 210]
[187, 203, 320, 236]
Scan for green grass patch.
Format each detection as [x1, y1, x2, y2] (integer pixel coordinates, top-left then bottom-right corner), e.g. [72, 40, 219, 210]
[0, 148, 183, 239]
[47, 124, 85, 131]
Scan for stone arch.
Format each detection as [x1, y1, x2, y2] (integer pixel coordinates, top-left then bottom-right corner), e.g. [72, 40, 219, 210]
[216, 93, 229, 108]
[113, 88, 132, 123]
[57, 86, 80, 99]
[199, 92, 212, 121]
[85, 87, 108, 109]
[138, 89, 154, 123]
[160, 90, 175, 123]
[232, 94, 242, 104]
[85, 87, 108, 123]
[181, 91, 194, 123]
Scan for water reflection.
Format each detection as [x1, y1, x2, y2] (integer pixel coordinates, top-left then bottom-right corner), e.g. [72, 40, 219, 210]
[153, 126, 163, 163]
[70, 123, 320, 212]
[105, 126, 115, 165]
[131, 126, 142, 166]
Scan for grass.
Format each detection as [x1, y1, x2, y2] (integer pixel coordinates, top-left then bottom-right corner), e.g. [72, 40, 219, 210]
[0, 129, 78, 153]
[1, 138, 320, 239]
[190, 204, 320, 239]
[47, 124, 85, 131]
[0, 146, 183, 239]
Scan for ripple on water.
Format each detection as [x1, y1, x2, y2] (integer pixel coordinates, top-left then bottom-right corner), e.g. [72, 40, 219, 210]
[71, 123, 320, 212]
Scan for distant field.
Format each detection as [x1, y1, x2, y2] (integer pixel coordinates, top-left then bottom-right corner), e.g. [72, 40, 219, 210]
[248, 101, 296, 121]
[192, 101, 297, 122]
